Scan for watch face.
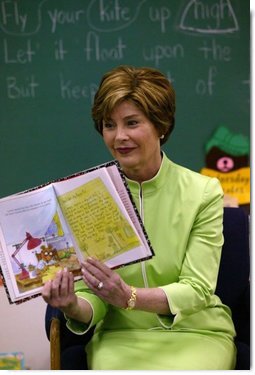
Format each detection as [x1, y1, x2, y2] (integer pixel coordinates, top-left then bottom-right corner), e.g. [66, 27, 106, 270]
[128, 300, 136, 308]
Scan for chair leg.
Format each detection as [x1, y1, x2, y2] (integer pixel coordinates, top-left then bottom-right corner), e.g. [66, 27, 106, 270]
[50, 317, 61, 370]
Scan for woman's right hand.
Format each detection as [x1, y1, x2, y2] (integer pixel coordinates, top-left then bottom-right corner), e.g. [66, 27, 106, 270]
[41, 268, 77, 309]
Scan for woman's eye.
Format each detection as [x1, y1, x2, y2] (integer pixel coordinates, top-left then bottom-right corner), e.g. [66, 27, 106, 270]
[127, 120, 138, 126]
[103, 123, 114, 129]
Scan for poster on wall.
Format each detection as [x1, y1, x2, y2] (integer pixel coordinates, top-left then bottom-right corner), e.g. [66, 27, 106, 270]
[200, 126, 250, 213]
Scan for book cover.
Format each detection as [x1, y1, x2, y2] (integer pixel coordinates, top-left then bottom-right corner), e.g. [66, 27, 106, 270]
[0, 352, 25, 370]
[0, 161, 154, 304]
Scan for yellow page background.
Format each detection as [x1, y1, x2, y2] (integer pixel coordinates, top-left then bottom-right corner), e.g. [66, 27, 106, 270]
[58, 177, 141, 262]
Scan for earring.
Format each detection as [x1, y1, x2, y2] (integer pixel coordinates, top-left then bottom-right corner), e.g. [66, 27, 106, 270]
[160, 134, 165, 139]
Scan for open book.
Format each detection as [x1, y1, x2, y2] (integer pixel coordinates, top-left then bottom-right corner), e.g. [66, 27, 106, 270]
[0, 161, 154, 304]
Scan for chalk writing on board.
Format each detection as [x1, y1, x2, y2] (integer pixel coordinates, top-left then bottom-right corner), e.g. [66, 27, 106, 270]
[166, 71, 175, 84]
[198, 39, 232, 62]
[195, 66, 218, 96]
[59, 74, 98, 103]
[54, 39, 68, 61]
[3, 38, 38, 63]
[0, 0, 248, 101]
[179, 0, 239, 34]
[148, 6, 171, 34]
[84, 31, 127, 61]
[48, 8, 85, 34]
[0, 0, 47, 36]
[6, 75, 39, 99]
[143, 43, 184, 67]
[87, 0, 147, 32]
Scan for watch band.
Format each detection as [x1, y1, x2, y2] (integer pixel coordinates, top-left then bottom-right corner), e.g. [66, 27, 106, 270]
[125, 286, 137, 310]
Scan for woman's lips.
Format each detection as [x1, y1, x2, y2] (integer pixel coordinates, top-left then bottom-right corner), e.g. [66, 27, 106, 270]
[115, 147, 135, 154]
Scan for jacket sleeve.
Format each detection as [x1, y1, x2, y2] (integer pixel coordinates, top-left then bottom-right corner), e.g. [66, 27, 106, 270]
[159, 177, 224, 325]
[65, 280, 109, 335]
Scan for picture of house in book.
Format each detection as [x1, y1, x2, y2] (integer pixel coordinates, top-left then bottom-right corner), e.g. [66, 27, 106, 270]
[10, 212, 81, 293]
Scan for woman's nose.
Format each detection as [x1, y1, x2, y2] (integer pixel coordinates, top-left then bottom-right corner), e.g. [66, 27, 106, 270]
[115, 126, 129, 140]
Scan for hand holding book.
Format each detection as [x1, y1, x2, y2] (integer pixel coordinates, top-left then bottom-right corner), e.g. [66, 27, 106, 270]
[0, 161, 154, 304]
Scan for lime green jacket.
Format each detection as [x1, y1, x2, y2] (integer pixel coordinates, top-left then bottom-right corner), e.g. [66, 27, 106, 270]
[66, 152, 235, 344]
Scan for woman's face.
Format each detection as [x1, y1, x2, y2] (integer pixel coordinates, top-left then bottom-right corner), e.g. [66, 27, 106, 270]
[102, 100, 162, 182]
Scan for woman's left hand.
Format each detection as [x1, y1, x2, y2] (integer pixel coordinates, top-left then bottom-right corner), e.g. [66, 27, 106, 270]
[81, 257, 131, 309]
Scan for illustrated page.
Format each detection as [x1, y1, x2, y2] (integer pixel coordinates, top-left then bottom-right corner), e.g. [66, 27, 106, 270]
[0, 184, 81, 301]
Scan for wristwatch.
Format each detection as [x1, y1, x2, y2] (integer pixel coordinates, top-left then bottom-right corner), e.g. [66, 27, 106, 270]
[126, 286, 137, 310]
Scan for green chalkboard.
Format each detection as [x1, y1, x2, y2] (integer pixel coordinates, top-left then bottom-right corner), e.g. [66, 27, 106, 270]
[0, 0, 250, 197]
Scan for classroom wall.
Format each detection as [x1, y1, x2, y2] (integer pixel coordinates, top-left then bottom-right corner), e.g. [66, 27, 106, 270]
[0, 0, 250, 198]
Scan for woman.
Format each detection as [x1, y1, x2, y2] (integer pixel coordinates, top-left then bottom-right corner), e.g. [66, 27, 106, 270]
[42, 65, 236, 370]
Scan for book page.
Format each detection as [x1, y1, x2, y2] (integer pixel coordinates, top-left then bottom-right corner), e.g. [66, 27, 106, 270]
[0, 185, 81, 302]
[53, 166, 153, 268]
[57, 176, 141, 262]
[107, 165, 152, 251]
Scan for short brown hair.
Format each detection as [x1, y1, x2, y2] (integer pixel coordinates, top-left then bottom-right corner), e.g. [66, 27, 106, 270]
[92, 65, 176, 145]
